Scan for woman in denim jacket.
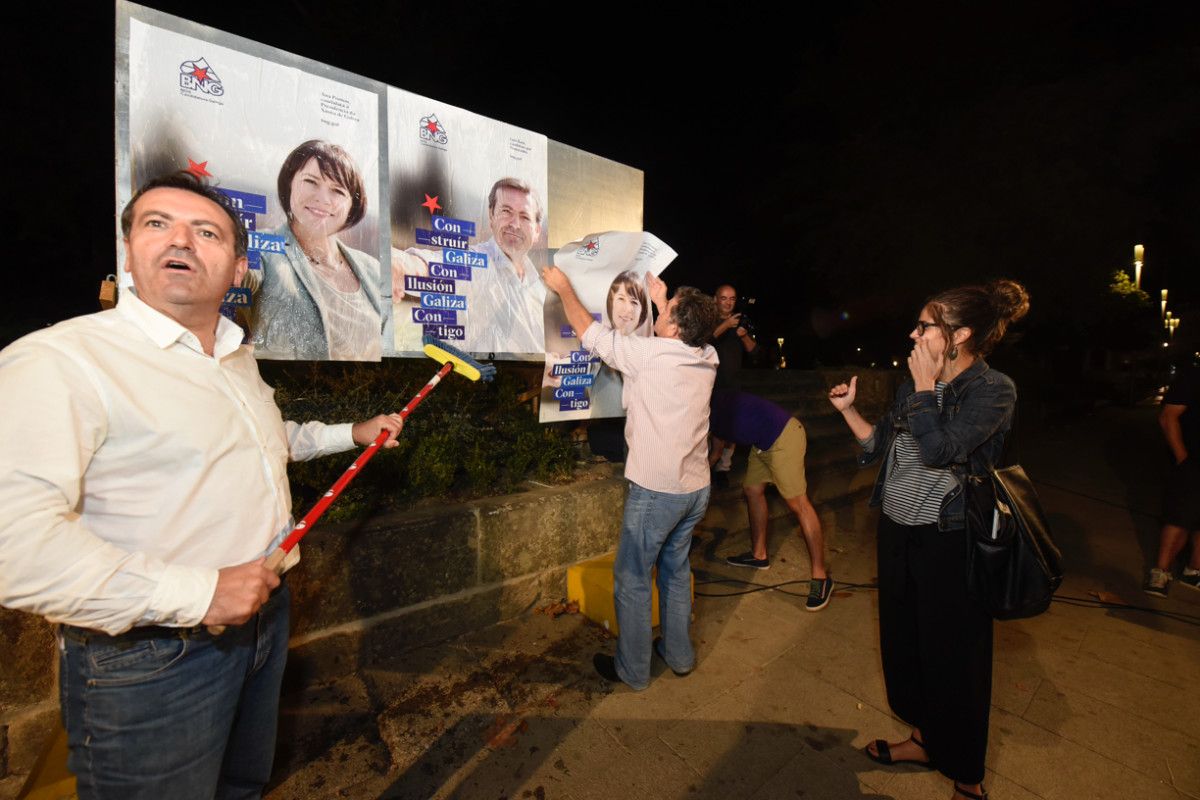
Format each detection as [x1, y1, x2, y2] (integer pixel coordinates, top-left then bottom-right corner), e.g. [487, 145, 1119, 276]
[829, 280, 1029, 800]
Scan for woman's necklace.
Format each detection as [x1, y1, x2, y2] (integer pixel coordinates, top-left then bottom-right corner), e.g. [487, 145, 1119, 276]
[301, 241, 345, 270]
[299, 237, 360, 293]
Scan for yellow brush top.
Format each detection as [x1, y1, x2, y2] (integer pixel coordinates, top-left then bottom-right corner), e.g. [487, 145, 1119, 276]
[422, 337, 496, 382]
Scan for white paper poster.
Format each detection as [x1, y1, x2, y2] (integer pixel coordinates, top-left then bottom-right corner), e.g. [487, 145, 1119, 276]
[539, 232, 678, 423]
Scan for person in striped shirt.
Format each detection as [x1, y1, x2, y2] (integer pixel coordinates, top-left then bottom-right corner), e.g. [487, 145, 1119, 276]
[828, 280, 1029, 800]
[543, 265, 719, 690]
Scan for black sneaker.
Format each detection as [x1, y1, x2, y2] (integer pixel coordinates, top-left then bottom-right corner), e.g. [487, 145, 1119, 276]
[726, 551, 770, 570]
[592, 653, 620, 683]
[805, 576, 833, 611]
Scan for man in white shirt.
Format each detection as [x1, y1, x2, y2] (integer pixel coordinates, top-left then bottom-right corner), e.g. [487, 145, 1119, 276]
[393, 177, 547, 355]
[0, 172, 404, 799]
[542, 265, 719, 690]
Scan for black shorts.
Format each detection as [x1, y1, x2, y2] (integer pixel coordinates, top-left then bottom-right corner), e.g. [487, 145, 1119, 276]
[1163, 458, 1200, 529]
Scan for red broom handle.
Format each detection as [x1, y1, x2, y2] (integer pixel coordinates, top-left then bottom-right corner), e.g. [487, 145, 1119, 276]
[271, 360, 454, 558]
[211, 360, 459, 632]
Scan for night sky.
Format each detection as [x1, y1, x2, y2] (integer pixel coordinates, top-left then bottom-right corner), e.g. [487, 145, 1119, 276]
[10, 1, 1200, 364]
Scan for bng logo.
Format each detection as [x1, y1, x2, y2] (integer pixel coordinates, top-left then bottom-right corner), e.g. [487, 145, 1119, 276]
[419, 114, 448, 145]
[576, 237, 601, 258]
[179, 58, 224, 96]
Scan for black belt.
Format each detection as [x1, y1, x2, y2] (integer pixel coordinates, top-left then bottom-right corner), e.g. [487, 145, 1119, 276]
[60, 575, 287, 644]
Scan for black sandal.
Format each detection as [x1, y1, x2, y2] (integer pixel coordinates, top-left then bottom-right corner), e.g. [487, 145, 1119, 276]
[954, 784, 989, 800]
[862, 734, 934, 769]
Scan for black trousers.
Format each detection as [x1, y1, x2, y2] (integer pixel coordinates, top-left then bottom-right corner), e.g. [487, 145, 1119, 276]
[876, 514, 993, 785]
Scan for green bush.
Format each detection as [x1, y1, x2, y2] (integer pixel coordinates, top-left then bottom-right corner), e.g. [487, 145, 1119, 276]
[260, 360, 579, 520]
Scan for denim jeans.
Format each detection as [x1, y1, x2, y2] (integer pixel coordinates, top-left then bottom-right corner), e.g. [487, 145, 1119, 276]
[613, 481, 710, 690]
[59, 583, 291, 800]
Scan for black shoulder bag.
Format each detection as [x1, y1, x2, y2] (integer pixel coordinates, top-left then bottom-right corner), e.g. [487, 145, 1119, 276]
[964, 410, 1064, 620]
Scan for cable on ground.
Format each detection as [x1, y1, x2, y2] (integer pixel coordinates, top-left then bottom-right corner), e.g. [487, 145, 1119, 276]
[694, 576, 1200, 626]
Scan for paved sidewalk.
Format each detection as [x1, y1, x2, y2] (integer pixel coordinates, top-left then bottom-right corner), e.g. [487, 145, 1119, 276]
[267, 405, 1200, 799]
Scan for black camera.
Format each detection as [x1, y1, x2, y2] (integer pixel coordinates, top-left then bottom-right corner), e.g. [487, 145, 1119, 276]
[735, 297, 757, 336]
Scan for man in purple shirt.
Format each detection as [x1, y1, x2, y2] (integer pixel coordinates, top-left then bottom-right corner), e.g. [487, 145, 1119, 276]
[543, 266, 719, 689]
[710, 391, 833, 610]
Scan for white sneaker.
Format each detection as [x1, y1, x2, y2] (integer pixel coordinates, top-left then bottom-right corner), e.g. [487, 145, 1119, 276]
[1144, 568, 1171, 598]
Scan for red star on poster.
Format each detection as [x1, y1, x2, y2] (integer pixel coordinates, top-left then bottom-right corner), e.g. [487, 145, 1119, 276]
[186, 159, 212, 178]
[421, 194, 442, 215]
[191, 66, 209, 81]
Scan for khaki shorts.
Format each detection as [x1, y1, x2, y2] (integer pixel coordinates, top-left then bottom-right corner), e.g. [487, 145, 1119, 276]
[744, 417, 808, 499]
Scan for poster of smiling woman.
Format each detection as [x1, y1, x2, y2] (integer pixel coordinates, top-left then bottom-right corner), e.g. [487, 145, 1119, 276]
[538, 231, 677, 423]
[387, 87, 550, 359]
[119, 4, 387, 361]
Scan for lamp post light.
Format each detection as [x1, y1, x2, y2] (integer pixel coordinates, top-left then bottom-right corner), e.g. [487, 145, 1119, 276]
[1134, 244, 1144, 288]
[776, 337, 785, 369]
[1162, 289, 1169, 319]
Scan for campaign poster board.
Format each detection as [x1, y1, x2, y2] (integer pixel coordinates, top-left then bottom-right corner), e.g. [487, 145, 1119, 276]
[116, 2, 655, 417]
[388, 88, 550, 360]
[117, 3, 390, 361]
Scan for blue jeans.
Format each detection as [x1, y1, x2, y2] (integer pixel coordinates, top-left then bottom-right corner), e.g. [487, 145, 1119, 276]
[613, 481, 710, 690]
[59, 584, 291, 800]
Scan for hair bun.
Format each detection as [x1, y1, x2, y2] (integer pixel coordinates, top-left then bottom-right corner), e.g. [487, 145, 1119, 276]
[987, 279, 1030, 325]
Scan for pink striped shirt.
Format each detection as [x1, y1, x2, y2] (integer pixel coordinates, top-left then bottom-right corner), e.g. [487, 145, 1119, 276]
[582, 322, 719, 494]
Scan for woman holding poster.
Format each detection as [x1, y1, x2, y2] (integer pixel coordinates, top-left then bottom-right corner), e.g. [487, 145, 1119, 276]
[248, 139, 382, 361]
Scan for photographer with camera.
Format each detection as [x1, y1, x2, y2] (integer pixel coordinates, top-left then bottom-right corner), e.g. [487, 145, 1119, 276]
[711, 285, 759, 483]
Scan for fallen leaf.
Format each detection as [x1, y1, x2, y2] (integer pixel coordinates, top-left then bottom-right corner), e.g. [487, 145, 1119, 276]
[484, 714, 528, 748]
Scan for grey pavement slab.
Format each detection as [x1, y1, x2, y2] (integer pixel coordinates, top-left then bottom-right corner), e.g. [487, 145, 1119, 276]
[267, 405, 1200, 799]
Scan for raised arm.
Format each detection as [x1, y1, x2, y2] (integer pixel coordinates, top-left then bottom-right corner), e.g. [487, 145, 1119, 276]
[828, 376, 876, 442]
[646, 272, 668, 317]
[543, 266, 597, 342]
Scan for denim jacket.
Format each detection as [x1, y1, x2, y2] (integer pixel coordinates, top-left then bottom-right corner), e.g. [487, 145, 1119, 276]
[860, 359, 1016, 531]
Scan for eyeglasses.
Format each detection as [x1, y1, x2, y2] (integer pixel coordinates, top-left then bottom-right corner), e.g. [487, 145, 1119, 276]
[914, 320, 960, 336]
[913, 320, 939, 336]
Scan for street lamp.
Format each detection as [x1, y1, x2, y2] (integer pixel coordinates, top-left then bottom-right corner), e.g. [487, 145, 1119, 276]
[1162, 289, 1169, 318]
[1134, 244, 1144, 288]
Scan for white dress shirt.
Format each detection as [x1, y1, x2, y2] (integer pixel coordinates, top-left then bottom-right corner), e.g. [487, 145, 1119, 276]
[395, 238, 547, 355]
[462, 238, 547, 355]
[581, 322, 718, 494]
[0, 292, 355, 634]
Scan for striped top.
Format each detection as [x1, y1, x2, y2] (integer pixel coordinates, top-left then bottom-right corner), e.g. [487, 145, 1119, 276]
[880, 382, 958, 525]
[582, 322, 718, 494]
